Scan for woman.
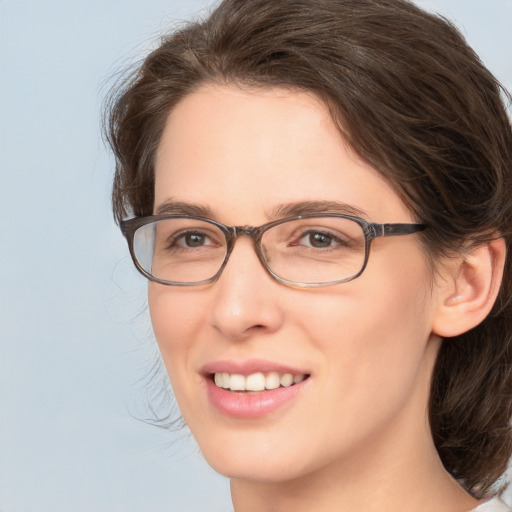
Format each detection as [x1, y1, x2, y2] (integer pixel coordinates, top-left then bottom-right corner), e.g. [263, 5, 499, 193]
[105, 0, 512, 510]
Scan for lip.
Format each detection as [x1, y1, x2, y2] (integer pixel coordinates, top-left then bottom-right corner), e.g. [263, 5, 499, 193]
[202, 358, 308, 376]
[201, 359, 310, 419]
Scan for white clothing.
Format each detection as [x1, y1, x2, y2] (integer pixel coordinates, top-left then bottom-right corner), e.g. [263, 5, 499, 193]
[472, 497, 511, 512]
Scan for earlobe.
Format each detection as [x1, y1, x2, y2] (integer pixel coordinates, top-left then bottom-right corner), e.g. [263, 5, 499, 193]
[432, 237, 506, 338]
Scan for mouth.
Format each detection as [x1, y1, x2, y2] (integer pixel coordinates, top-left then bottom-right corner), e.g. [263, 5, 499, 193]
[204, 363, 311, 418]
[212, 371, 310, 393]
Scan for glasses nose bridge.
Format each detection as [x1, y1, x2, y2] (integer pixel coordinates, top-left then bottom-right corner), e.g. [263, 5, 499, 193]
[223, 224, 266, 267]
[229, 225, 262, 248]
[232, 224, 264, 242]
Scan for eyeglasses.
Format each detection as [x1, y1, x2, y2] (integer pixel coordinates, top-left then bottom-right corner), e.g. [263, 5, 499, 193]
[120, 214, 427, 288]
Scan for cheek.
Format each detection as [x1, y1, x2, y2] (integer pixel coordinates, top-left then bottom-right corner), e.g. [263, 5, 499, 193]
[295, 252, 434, 409]
[147, 284, 217, 433]
[147, 285, 204, 382]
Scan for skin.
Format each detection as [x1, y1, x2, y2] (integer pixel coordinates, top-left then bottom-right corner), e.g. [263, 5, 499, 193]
[149, 84, 483, 512]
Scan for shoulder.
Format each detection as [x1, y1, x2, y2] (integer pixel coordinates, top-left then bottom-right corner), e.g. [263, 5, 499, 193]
[471, 497, 511, 512]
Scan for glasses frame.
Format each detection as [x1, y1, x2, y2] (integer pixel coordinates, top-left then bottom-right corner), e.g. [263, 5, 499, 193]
[120, 214, 427, 288]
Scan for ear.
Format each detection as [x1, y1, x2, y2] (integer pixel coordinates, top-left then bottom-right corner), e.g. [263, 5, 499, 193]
[432, 237, 506, 338]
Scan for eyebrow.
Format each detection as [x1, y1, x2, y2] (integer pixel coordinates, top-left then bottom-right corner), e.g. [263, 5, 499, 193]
[155, 199, 369, 221]
[155, 200, 214, 218]
[270, 201, 369, 220]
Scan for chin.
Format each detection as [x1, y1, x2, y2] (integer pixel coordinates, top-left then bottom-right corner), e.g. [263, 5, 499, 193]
[206, 453, 307, 484]
[188, 422, 330, 485]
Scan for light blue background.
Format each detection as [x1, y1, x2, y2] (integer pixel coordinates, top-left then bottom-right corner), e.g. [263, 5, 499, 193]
[1, 1, 511, 511]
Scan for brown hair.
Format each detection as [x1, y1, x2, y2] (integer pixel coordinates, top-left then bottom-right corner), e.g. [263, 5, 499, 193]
[105, 0, 512, 497]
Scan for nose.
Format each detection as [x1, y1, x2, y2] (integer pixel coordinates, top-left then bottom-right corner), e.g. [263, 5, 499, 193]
[208, 237, 285, 341]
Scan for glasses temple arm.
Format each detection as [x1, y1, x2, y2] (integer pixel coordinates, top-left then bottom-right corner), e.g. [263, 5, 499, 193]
[372, 223, 427, 237]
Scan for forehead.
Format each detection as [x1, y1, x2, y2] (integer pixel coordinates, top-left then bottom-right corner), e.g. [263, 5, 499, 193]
[154, 84, 411, 224]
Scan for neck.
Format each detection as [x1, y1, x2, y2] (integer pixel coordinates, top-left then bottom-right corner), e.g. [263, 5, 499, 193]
[230, 438, 478, 512]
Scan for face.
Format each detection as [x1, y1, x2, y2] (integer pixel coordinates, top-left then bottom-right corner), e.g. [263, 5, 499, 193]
[149, 84, 443, 484]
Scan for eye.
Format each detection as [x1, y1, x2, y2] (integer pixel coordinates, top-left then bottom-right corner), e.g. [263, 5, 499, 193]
[181, 232, 209, 247]
[297, 230, 348, 249]
[171, 230, 215, 248]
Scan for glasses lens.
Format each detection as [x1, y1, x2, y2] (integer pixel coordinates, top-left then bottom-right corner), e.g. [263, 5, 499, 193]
[261, 216, 366, 284]
[132, 218, 227, 284]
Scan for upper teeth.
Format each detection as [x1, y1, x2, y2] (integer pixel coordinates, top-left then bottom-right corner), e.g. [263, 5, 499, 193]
[214, 372, 306, 392]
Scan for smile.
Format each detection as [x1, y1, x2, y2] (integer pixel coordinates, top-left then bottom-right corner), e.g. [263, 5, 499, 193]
[213, 372, 308, 392]
[204, 363, 311, 418]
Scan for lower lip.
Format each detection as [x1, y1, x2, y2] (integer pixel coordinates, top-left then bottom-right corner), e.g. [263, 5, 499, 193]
[205, 377, 307, 419]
